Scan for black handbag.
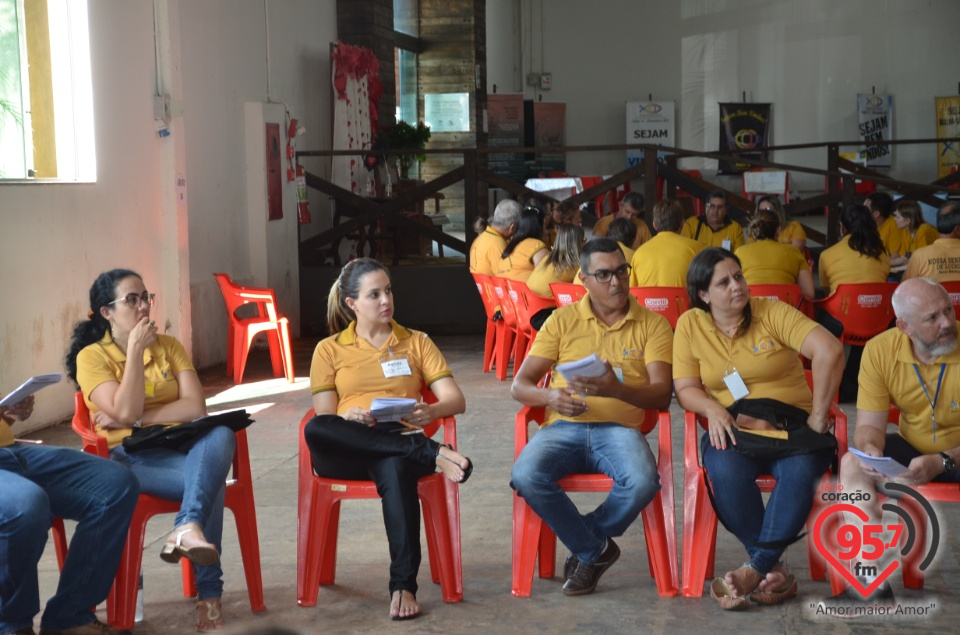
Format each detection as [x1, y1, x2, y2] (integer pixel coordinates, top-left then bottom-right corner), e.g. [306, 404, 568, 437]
[121, 409, 253, 453]
[727, 398, 837, 460]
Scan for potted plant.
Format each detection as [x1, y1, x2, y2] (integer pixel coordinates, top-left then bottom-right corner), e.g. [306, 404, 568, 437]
[378, 120, 431, 180]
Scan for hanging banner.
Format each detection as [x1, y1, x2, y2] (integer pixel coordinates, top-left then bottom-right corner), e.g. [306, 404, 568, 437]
[718, 103, 771, 174]
[525, 101, 566, 177]
[857, 94, 893, 168]
[626, 101, 675, 167]
[488, 94, 526, 182]
[935, 96, 960, 178]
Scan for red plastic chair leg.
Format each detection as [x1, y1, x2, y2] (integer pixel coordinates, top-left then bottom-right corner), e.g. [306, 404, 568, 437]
[51, 518, 68, 569]
[482, 320, 496, 374]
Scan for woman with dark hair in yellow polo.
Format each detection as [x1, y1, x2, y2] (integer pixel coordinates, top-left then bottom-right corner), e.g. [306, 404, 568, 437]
[735, 209, 814, 301]
[497, 206, 549, 281]
[891, 198, 939, 268]
[673, 248, 843, 610]
[302, 258, 472, 621]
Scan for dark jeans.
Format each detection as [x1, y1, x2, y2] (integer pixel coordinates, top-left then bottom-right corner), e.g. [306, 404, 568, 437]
[303, 415, 440, 595]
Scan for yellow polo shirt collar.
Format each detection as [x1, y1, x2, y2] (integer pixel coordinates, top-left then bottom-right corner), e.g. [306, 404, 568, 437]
[573, 292, 645, 330]
[335, 320, 412, 346]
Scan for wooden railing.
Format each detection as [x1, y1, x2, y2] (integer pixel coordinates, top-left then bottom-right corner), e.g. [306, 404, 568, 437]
[297, 138, 960, 265]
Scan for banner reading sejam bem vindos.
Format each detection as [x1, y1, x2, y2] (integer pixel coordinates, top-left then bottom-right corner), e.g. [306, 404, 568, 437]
[718, 103, 771, 174]
[934, 96, 960, 178]
[857, 94, 893, 168]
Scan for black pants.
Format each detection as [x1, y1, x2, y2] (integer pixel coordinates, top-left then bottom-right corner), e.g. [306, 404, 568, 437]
[303, 414, 439, 595]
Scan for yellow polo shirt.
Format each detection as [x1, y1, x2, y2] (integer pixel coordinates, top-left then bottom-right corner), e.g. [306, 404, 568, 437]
[630, 231, 704, 287]
[681, 216, 745, 251]
[76, 332, 195, 447]
[858, 325, 960, 455]
[497, 238, 549, 281]
[735, 239, 808, 285]
[879, 215, 907, 256]
[818, 235, 891, 294]
[673, 298, 818, 410]
[591, 215, 652, 249]
[528, 295, 673, 429]
[0, 420, 13, 447]
[527, 260, 577, 298]
[901, 224, 939, 255]
[746, 220, 807, 246]
[903, 238, 960, 282]
[469, 226, 507, 276]
[310, 320, 452, 416]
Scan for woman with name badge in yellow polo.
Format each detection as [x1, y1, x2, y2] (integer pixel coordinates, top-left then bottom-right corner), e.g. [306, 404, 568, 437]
[673, 248, 844, 611]
[302, 258, 473, 621]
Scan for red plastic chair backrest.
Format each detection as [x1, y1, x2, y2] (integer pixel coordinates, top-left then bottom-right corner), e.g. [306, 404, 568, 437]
[213, 272, 280, 323]
[815, 282, 897, 345]
[471, 273, 499, 320]
[549, 282, 588, 308]
[748, 283, 804, 308]
[941, 280, 960, 315]
[490, 276, 519, 328]
[628, 286, 689, 329]
[506, 279, 557, 334]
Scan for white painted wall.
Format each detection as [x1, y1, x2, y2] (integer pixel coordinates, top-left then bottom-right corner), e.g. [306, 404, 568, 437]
[0, 0, 336, 432]
[488, 0, 960, 192]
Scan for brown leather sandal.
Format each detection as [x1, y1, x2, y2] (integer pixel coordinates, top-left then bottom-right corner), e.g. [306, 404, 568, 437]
[710, 578, 750, 611]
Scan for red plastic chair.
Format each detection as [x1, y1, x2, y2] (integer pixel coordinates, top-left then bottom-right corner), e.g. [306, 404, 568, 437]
[628, 287, 689, 329]
[813, 282, 898, 346]
[506, 279, 557, 369]
[941, 280, 960, 314]
[511, 405, 678, 597]
[549, 282, 588, 308]
[71, 393, 266, 629]
[748, 283, 812, 318]
[296, 392, 462, 605]
[213, 273, 294, 384]
[471, 273, 499, 375]
[680, 371, 848, 597]
[578, 175, 613, 218]
[489, 277, 520, 381]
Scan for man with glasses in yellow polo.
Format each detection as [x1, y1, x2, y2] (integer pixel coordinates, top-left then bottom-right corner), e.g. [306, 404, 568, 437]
[682, 189, 745, 251]
[510, 238, 674, 596]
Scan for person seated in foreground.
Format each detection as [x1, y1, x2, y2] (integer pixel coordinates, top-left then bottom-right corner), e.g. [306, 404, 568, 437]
[591, 191, 652, 249]
[510, 238, 673, 597]
[673, 248, 843, 610]
[302, 258, 472, 620]
[681, 190, 745, 251]
[0, 394, 139, 635]
[630, 198, 704, 288]
[828, 278, 960, 606]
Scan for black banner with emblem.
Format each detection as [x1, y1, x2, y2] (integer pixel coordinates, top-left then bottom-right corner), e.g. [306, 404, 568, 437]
[718, 103, 771, 174]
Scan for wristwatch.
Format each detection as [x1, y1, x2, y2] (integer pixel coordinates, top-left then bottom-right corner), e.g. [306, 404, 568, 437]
[940, 452, 956, 473]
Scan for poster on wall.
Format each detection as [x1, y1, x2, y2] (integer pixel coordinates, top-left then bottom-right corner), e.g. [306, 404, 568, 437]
[487, 94, 526, 182]
[935, 96, 960, 178]
[626, 101, 675, 167]
[524, 101, 566, 177]
[857, 94, 893, 168]
[424, 93, 470, 132]
[718, 103, 771, 174]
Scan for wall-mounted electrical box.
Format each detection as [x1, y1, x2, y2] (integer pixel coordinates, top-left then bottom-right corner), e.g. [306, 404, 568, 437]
[540, 72, 552, 90]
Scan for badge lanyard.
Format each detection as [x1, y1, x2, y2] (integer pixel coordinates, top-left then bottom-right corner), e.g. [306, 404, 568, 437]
[718, 324, 750, 401]
[913, 363, 946, 443]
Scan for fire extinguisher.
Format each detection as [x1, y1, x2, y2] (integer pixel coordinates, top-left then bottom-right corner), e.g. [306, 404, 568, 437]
[296, 165, 311, 224]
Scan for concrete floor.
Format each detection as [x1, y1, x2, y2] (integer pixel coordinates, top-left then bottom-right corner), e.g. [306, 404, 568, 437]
[30, 334, 960, 634]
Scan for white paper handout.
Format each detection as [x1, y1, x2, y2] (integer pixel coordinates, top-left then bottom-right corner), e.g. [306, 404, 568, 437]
[849, 447, 910, 478]
[369, 398, 418, 420]
[556, 354, 607, 382]
[0, 373, 62, 408]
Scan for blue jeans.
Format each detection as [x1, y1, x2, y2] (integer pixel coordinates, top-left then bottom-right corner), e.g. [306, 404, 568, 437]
[110, 425, 236, 599]
[510, 421, 660, 565]
[701, 435, 832, 574]
[0, 443, 139, 632]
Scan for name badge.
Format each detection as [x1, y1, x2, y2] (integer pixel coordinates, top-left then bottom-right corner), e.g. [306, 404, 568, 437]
[722, 369, 750, 401]
[381, 358, 412, 378]
[721, 239, 731, 251]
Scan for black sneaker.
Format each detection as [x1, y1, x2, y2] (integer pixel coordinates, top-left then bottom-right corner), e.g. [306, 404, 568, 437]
[816, 582, 896, 618]
[562, 538, 621, 596]
[563, 552, 579, 581]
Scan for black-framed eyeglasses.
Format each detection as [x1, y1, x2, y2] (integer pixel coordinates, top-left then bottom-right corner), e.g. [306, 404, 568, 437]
[583, 264, 631, 284]
[109, 292, 155, 309]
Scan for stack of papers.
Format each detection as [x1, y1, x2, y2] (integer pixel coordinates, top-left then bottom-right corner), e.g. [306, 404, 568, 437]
[849, 448, 909, 478]
[556, 354, 607, 382]
[0, 373, 62, 408]
[370, 398, 417, 420]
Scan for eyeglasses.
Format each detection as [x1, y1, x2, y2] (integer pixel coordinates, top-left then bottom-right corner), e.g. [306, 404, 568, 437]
[706, 203, 726, 210]
[109, 292, 155, 309]
[758, 206, 775, 213]
[583, 264, 631, 284]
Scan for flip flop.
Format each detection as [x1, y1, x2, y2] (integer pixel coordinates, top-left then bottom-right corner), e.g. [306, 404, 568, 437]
[750, 574, 798, 605]
[390, 590, 421, 621]
[437, 444, 473, 484]
[710, 578, 750, 611]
